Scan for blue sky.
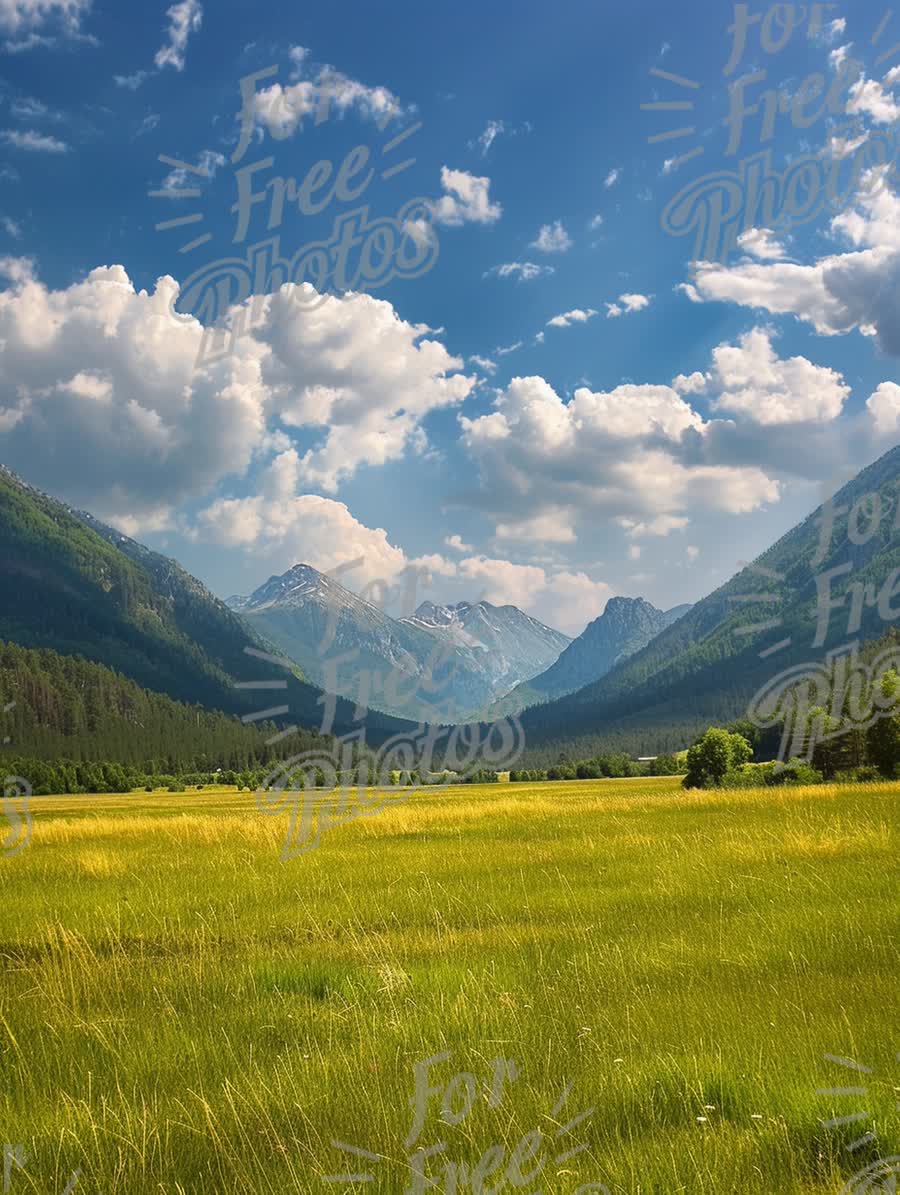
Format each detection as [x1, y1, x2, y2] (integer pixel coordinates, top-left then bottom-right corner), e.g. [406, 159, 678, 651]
[1, 0, 899, 632]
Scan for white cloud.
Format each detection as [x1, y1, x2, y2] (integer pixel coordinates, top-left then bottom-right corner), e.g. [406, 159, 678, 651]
[606, 292, 651, 318]
[1, 129, 68, 152]
[428, 166, 502, 226]
[114, 70, 149, 90]
[157, 149, 224, 196]
[459, 371, 780, 545]
[829, 43, 851, 70]
[604, 167, 622, 188]
[458, 325, 855, 545]
[737, 227, 787, 261]
[547, 307, 597, 328]
[0, 260, 473, 527]
[495, 340, 522, 356]
[472, 119, 504, 156]
[684, 167, 900, 355]
[846, 72, 900, 125]
[495, 509, 576, 543]
[0, 0, 91, 46]
[251, 53, 404, 138]
[619, 514, 688, 537]
[483, 261, 554, 282]
[154, 0, 202, 71]
[454, 555, 612, 635]
[588, 212, 604, 230]
[530, 220, 572, 253]
[708, 327, 850, 425]
[627, 544, 642, 560]
[866, 381, 900, 435]
[672, 371, 708, 395]
[198, 458, 411, 589]
[469, 354, 497, 374]
[686, 545, 699, 561]
[828, 129, 869, 159]
[200, 462, 606, 634]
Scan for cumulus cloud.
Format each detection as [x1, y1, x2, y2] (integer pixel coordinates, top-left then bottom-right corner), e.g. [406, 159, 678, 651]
[483, 261, 554, 282]
[454, 555, 612, 634]
[606, 292, 651, 318]
[672, 370, 708, 395]
[547, 307, 597, 328]
[249, 48, 405, 138]
[154, 0, 202, 71]
[683, 167, 900, 355]
[456, 323, 868, 544]
[199, 454, 607, 634]
[708, 327, 850, 425]
[0, 260, 473, 528]
[604, 167, 621, 188]
[198, 454, 411, 589]
[428, 166, 502, 226]
[866, 380, 900, 435]
[530, 220, 572, 253]
[736, 228, 787, 261]
[459, 371, 780, 544]
[846, 71, 900, 125]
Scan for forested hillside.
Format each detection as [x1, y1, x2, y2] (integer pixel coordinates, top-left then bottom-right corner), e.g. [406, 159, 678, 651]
[515, 445, 900, 760]
[0, 639, 329, 770]
[0, 467, 417, 745]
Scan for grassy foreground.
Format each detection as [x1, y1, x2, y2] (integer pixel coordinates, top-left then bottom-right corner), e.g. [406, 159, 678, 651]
[0, 777, 896, 1193]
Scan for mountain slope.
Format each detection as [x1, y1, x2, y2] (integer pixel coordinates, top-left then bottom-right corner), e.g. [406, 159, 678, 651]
[0, 467, 413, 743]
[517, 444, 900, 759]
[491, 597, 690, 715]
[401, 599, 570, 691]
[0, 638, 327, 770]
[228, 567, 569, 721]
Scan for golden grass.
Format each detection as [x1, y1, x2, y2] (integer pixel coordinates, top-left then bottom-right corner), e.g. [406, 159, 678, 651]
[0, 777, 895, 1193]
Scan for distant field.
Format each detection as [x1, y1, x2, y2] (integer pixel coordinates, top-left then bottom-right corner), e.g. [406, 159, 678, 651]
[0, 777, 896, 1193]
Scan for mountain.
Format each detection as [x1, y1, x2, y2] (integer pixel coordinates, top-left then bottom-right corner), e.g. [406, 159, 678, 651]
[402, 598, 570, 692]
[490, 597, 691, 715]
[0, 466, 413, 745]
[514, 443, 900, 761]
[227, 567, 570, 722]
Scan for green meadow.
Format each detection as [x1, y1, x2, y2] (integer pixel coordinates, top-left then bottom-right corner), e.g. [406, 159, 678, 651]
[0, 777, 896, 1193]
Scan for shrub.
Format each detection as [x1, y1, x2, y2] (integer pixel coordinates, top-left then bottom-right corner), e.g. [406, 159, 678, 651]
[765, 758, 823, 786]
[683, 728, 753, 789]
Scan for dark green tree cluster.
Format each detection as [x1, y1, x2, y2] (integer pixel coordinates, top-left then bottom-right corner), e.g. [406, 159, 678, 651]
[0, 639, 333, 779]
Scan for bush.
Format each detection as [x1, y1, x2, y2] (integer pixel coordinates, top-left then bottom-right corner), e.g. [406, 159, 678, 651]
[834, 765, 881, 783]
[683, 728, 753, 789]
[719, 762, 775, 788]
[765, 758, 823, 786]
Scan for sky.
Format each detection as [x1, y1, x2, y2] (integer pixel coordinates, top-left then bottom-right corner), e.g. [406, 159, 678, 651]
[1, 0, 899, 634]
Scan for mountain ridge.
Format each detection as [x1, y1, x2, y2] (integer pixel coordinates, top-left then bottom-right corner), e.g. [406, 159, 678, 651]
[228, 563, 570, 722]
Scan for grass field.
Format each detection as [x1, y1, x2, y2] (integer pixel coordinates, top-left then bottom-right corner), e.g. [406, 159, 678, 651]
[0, 776, 896, 1193]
